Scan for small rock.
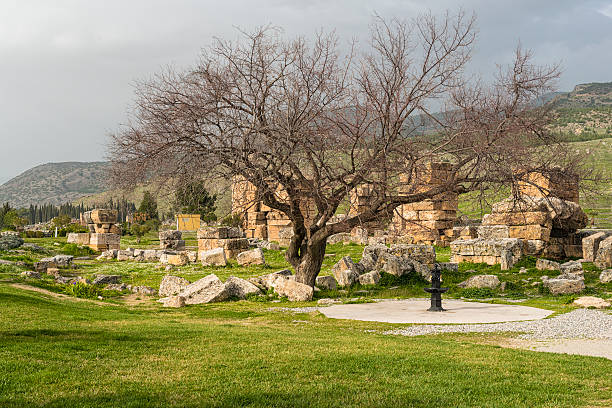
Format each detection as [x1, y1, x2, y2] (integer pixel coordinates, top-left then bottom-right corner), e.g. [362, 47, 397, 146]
[249, 269, 293, 290]
[573, 296, 610, 309]
[519, 267, 528, 274]
[132, 286, 156, 296]
[543, 278, 585, 295]
[224, 276, 262, 299]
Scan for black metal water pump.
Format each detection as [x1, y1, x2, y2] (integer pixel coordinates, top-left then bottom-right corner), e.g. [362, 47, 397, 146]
[424, 264, 449, 311]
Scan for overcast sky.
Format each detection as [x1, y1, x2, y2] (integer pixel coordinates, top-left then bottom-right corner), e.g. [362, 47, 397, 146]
[1, 0, 611, 184]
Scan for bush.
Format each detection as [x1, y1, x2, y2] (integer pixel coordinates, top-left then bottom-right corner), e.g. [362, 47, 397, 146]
[59, 243, 94, 257]
[459, 287, 496, 298]
[0, 234, 24, 250]
[63, 282, 102, 299]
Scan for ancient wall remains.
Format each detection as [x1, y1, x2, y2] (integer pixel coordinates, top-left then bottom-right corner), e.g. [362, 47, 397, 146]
[516, 170, 579, 203]
[71, 209, 121, 251]
[392, 162, 458, 246]
[197, 226, 249, 259]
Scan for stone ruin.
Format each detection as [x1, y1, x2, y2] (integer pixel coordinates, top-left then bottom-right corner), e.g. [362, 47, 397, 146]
[392, 162, 459, 246]
[231, 177, 316, 246]
[159, 230, 185, 251]
[451, 171, 591, 269]
[197, 226, 249, 260]
[68, 209, 121, 251]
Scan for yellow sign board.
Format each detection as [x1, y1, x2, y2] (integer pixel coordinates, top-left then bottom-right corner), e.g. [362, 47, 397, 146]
[176, 214, 200, 231]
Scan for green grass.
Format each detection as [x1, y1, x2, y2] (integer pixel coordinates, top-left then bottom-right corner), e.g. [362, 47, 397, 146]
[1, 284, 611, 408]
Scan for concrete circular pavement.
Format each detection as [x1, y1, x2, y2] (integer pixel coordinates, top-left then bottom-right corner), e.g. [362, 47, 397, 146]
[318, 298, 554, 324]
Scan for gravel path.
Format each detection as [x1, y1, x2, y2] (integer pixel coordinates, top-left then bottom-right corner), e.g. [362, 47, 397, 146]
[383, 309, 612, 340]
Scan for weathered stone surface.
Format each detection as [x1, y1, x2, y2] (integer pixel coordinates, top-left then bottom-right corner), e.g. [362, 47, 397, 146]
[450, 238, 522, 269]
[438, 263, 459, 273]
[34, 258, 58, 273]
[92, 275, 121, 285]
[458, 275, 500, 289]
[143, 249, 159, 261]
[559, 260, 583, 275]
[536, 258, 561, 271]
[274, 279, 314, 301]
[224, 276, 262, 299]
[572, 296, 610, 309]
[20, 271, 41, 279]
[67, 233, 90, 245]
[358, 270, 381, 285]
[105, 283, 129, 291]
[333, 269, 359, 287]
[332, 256, 360, 277]
[477, 225, 510, 240]
[46, 267, 60, 276]
[116, 249, 134, 261]
[543, 278, 585, 295]
[180, 274, 230, 305]
[199, 248, 227, 266]
[600, 269, 612, 283]
[0, 233, 24, 250]
[388, 244, 436, 264]
[250, 269, 293, 290]
[52, 255, 74, 267]
[582, 232, 609, 262]
[197, 226, 243, 239]
[315, 275, 337, 290]
[374, 253, 411, 277]
[594, 236, 612, 269]
[327, 233, 351, 245]
[159, 230, 182, 241]
[97, 249, 118, 260]
[163, 295, 186, 308]
[236, 248, 265, 266]
[160, 252, 190, 266]
[159, 275, 191, 297]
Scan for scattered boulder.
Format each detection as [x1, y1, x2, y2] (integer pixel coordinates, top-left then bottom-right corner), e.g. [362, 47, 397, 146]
[582, 232, 609, 261]
[458, 275, 500, 289]
[594, 236, 612, 269]
[199, 248, 227, 266]
[315, 275, 337, 291]
[180, 274, 229, 304]
[599, 269, 612, 283]
[34, 258, 58, 273]
[224, 276, 262, 298]
[249, 269, 293, 290]
[55, 276, 71, 284]
[46, 267, 60, 276]
[97, 249, 118, 260]
[274, 279, 313, 301]
[375, 253, 411, 277]
[573, 296, 610, 309]
[160, 252, 190, 266]
[93, 275, 121, 285]
[159, 275, 191, 297]
[143, 250, 159, 262]
[536, 258, 560, 271]
[332, 256, 362, 286]
[20, 271, 41, 279]
[358, 270, 381, 285]
[116, 249, 134, 261]
[236, 248, 265, 266]
[543, 278, 585, 295]
[163, 295, 186, 308]
[105, 283, 129, 291]
[559, 260, 583, 275]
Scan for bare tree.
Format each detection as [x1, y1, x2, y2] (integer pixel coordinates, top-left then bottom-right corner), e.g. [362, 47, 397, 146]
[110, 11, 586, 287]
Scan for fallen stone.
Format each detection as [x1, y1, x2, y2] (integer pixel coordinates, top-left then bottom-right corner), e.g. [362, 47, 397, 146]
[559, 260, 583, 274]
[458, 275, 500, 289]
[600, 269, 612, 283]
[116, 249, 134, 261]
[131, 286, 156, 296]
[582, 232, 609, 262]
[573, 296, 610, 309]
[20, 271, 41, 279]
[160, 252, 190, 266]
[55, 276, 71, 284]
[143, 249, 158, 261]
[199, 248, 227, 266]
[159, 275, 191, 297]
[358, 270, 381, 285]
[52, 255, 74, 267]
[105, 283, 129, 291]
[93, 275, 121, 285]
[34, 258, 58, 273]
[224, 276, 262, 299]
[250, 269, 293, 290]
[315, 275, 337, 291]
[180, 274, 228, 304]
[536, 258, 560, 271]
[46, 267, 60, 277]
[274, 279, 314, 301]
[594, 236, 612, 269]
[333, 269, 359, 287]
[544, 278, 585, 295]
[163, 295, 186, 308]
[236, 248, 265, 266]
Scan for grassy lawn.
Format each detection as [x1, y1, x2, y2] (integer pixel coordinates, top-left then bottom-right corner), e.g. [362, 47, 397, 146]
[1, 283, 611, 408]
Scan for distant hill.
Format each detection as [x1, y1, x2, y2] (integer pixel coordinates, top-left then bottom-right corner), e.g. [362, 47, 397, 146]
[0, 162, 110, 208]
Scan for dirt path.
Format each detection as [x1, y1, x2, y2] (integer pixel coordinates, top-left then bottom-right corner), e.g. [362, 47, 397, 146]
[501, 338, 612, 360]
[10, 283, 119, 307]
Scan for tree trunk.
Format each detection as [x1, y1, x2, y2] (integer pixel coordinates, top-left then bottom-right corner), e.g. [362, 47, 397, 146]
[293, 238, 327, 287]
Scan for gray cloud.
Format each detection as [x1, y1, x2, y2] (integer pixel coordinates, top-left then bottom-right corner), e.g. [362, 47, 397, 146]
[1, 0, 611, 184]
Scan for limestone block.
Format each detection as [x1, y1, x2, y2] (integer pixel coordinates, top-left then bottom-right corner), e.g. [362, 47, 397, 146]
[159, 275, 191, 297]
[358, 270, 381, 285]
[199, 248, 227, 266]
[477, 225, 510, 240]
[582, 231, 609, 262]
[236, 248, 265, 266]
[594, 236, 612, 269]
[274, 279, 314, 301]
[67, 233, 90, 245]
[315, 275, 337, 290]
[457, 274, 500, 289]
[508, 225, 551, 241]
